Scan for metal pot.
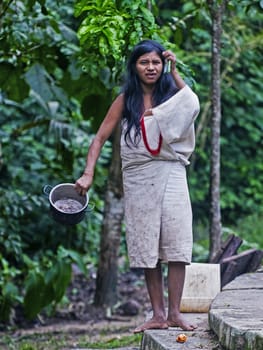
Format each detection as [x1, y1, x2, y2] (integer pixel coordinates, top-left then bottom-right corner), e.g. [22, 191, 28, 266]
[43, 183, 92, 225]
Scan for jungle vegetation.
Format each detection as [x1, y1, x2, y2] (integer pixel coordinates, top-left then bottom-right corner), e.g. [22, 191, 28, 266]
[0, 0, 262, 322]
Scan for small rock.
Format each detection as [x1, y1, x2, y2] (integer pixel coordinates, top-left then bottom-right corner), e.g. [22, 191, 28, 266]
[118, 299, 141, 316]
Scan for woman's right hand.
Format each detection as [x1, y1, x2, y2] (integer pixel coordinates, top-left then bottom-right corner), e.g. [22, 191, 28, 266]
[75, 173, 93, 196]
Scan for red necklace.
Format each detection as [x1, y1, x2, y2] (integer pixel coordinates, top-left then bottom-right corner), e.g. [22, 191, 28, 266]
[140, 116, 162, 156]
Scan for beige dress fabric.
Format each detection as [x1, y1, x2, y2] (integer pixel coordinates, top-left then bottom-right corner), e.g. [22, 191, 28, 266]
[121, 85, 200, 268]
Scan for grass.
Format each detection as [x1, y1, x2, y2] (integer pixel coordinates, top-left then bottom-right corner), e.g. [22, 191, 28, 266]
[0, 333, 68, 350]
[0, 332, 142, 350]
[78, 333, 142, 348]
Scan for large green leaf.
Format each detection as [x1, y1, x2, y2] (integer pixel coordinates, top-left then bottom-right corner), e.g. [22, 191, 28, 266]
[24, 63, 68, 104]
[24, 272, 46, 319]
[45, 259, 72, 303]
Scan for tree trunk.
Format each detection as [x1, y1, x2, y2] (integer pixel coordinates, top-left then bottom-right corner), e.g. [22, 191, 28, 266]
[94, 123, 124, 308]
[208, 1, 225, 261]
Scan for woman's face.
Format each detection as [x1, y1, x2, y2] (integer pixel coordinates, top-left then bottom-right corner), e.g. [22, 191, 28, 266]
[135, 51, 163, 86]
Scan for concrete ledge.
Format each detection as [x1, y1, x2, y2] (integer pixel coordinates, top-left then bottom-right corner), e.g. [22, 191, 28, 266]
[209, 271, 263, 350]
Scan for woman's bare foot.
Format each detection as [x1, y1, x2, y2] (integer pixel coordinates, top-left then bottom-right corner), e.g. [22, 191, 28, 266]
[133, 317, 169, 333]
[167, 314, 197, 331]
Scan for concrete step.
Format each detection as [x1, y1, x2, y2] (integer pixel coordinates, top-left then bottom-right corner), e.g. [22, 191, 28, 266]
[140, 313, 223, 350]
[209, 271, 263, 350]
[139, 271, 263, 350]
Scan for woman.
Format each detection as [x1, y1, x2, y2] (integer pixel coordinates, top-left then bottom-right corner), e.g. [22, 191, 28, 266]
[75, 39, 200, 332]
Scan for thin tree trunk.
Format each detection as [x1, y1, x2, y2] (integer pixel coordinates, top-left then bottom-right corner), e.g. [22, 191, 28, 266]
[208, 0, 225, 261]
[94, 123, 124, 307]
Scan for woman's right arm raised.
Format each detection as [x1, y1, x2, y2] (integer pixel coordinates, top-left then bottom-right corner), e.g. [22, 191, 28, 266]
[75, 94, 124, 195]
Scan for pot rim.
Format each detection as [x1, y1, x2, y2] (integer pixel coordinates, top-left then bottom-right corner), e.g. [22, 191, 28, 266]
[49, 183, 89, 215]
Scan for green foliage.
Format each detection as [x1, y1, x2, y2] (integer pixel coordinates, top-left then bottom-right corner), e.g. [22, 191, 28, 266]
[0, 0, 80, 101]
[0, 0, 108, 323]
[0, 105, 108, 321]
[228, 211, 263, 250]
[0, 257, 22, 321]
[75, 0, 159, 72]
[193, 210, 263, 263]
[218, 6, 263, 222]
[164, 1, 263, 225]
[219, 22, 263, 221]
[23, 247, 86, 320]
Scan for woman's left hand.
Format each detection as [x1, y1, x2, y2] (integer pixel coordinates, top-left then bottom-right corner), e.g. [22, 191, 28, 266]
[162, 50, 177, 72]
[162, 50, 186, 89]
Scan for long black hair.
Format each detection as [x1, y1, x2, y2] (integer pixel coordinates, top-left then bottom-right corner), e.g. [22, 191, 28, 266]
[122, 39, 179, 146]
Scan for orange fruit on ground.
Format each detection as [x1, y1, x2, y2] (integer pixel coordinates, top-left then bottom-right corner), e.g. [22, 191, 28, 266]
[176, 333, 187, 343]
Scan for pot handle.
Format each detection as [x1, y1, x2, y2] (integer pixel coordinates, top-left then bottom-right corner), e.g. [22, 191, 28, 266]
[42, 185, 53, 196]
[85, 202, 95, 212]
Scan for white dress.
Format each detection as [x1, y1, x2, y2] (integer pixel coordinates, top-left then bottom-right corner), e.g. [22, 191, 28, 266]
[120, 85, 200, 268]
